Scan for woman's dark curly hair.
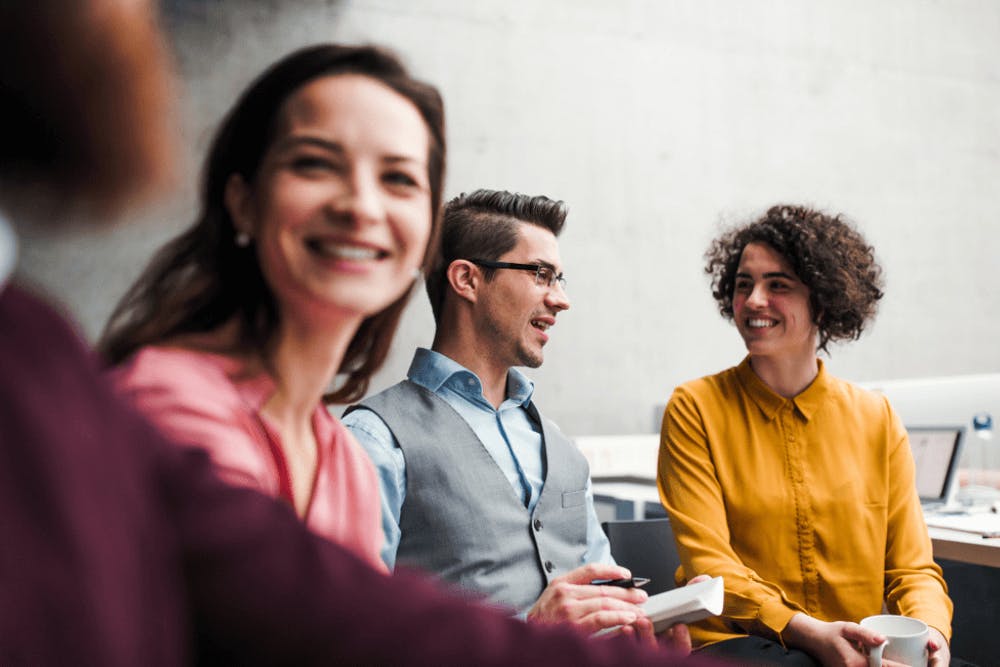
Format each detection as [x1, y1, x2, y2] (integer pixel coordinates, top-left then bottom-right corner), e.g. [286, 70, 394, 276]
[704, 204, 884, 353]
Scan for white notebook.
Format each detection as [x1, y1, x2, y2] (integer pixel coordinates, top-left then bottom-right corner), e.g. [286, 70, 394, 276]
[593, 576, 724, 637]
[643, 576, 725, 633]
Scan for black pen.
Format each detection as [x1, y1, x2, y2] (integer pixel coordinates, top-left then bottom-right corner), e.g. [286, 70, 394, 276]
[590, 577, 650, 589]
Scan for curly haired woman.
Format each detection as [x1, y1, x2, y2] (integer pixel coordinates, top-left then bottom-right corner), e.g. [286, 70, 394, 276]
[658, 205, 956, 666]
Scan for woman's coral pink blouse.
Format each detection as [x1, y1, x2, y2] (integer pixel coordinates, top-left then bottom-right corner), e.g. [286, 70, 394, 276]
[112, 346, 386, 572]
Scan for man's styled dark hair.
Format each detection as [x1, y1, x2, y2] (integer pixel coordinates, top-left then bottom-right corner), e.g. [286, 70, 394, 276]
[425, 189, 567, 323]
[704, 204, 884, 353]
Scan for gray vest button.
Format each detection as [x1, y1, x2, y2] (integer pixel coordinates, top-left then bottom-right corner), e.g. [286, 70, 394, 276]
[533, 518, 543, 531]
[544, 560, 554, 573]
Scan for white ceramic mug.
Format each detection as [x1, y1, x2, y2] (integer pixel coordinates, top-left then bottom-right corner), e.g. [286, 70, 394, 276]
[860, 614, 929, 667]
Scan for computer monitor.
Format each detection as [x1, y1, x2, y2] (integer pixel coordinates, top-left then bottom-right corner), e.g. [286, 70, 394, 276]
[906, 425, 965, 506]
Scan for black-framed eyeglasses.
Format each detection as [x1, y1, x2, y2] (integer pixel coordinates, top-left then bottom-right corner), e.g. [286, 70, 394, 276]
[468, 259, 567, 290]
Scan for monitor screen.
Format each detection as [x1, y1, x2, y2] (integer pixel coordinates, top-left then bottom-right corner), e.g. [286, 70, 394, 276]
[906, 426, 965, 502]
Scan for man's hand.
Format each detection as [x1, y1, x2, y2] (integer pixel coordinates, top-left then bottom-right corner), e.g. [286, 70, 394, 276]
[526, 563, 650, 639]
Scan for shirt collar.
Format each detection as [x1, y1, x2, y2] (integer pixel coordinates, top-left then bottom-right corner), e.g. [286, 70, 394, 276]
[0, 211, 18, 293]
[735, 355, 830, 422]
[504, 367, 535, 405]
[407, 347, 535, 407]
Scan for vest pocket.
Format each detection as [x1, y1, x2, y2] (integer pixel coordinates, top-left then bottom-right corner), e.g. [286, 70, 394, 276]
[562, 489, 586, 508]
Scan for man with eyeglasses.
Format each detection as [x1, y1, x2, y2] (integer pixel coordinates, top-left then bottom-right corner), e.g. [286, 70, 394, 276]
[343, 189, 667, 644]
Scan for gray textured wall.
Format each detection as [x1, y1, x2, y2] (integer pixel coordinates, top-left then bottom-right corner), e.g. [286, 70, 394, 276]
[18, 0, 1000, 435]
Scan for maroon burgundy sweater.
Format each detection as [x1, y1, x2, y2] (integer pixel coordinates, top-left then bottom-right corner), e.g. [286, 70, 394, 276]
[0, 284, 723, 667]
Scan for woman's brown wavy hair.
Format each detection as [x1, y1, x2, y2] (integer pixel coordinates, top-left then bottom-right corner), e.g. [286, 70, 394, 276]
[98, 44, 445, 403]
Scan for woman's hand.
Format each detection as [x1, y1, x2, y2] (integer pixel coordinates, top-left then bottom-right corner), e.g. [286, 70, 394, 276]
[784, 613, 887, 667]
[870, 626, 949, 667]
[649, 575, 711, 655]
[926, 626, 950, 667]
[656, 621, 692, 654]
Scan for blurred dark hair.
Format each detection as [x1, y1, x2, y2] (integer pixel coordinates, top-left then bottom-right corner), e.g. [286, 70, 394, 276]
[705, 204, 884, 353]
[99, 44, 446, 403]
[0, 2, 174, 214]
[426, 189, 566, 323]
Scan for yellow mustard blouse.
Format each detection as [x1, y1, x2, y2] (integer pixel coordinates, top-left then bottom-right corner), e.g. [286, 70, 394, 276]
[658, 357, 952, 648]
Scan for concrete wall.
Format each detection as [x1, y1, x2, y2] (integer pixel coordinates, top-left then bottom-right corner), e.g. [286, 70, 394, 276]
[18, 0, 1000, 435]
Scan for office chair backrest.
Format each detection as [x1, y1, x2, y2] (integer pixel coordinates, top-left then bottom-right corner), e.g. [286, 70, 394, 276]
[601, 518, 681, 596]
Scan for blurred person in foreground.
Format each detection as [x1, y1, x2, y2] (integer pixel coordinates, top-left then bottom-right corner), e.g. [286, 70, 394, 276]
[0, 1, 727, 665]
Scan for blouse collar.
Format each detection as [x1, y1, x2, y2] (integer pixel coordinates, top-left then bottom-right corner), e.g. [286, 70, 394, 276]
[217, 352, 336, 437]
[735, 355, 831, 422]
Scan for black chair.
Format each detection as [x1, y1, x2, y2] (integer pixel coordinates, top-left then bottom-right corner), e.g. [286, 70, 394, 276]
[936, 558, 1000, 666]
[601, 517, 681, 596]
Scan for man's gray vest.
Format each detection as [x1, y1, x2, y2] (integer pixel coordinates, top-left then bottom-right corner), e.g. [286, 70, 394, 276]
[350, 380, 591, 612]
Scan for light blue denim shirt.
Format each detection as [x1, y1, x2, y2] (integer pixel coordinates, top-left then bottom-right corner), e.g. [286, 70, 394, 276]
[343, 347, 613, 571]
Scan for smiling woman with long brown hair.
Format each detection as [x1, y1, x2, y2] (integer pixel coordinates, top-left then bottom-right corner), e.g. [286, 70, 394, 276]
[99, 43, 445, 569]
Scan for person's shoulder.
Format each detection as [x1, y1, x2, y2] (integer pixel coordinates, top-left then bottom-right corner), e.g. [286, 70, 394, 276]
[376, 378, 422, 399]
[342, 401, 396, 451]
[826, 373, 892, 415]
[110, 345, 250, 418]
[672, 365, 741, 402]
[1, 283, 64, 320]
[0, 286, 116, 405]
[1, 284, 88, 352]
[346, 379, 425, 419]
[114, 345, 235, 390]
[0, 284, 112, 409]
[110, 345, 273, 473]
[821, 374, 905, 447]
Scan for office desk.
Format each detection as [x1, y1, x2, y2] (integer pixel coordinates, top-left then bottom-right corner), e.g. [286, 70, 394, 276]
[925, 511, 1000, 568]
[592, 480, 1000, 568]
[928, 526, 1000, 568]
